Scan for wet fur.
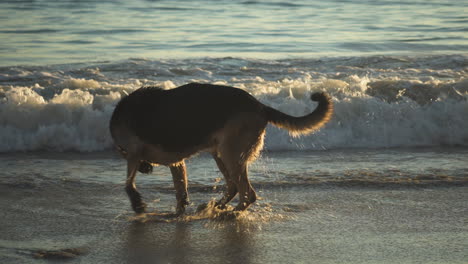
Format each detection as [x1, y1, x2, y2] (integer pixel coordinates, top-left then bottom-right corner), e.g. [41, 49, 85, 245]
[110, 83, 333, 214]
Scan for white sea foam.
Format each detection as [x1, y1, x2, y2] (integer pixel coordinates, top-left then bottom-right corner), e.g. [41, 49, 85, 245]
[0, 56, 467, 152]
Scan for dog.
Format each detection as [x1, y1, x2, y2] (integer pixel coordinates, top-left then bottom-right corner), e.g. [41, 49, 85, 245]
[110, 83, 333, 215]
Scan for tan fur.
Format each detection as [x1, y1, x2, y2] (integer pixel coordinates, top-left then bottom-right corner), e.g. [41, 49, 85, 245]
[267, 92, 334, 137]
[271, 107, 333, 137]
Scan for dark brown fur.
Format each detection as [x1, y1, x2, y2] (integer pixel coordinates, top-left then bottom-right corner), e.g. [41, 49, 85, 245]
[110, 83, 333, 214]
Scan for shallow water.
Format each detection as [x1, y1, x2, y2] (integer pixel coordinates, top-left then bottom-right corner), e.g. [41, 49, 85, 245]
[0, 149, 467, 263]
[1, 148, 466, 188]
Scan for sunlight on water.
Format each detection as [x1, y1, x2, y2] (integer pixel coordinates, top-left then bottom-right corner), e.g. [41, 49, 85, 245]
[118, 198, 290, 230]
[0, 0, 467, 65]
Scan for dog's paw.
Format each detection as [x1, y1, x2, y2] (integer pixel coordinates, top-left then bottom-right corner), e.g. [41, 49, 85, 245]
[132, 202, 147, 215]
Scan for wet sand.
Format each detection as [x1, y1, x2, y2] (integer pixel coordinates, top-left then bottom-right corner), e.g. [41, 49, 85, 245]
[1, 181, 467, 263]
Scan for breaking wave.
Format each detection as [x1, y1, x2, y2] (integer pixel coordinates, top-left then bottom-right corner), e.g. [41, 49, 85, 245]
[0, 55, 467, 152]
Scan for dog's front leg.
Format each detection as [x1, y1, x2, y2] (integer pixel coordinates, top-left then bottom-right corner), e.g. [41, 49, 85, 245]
[170, 162, 189, 216]
[126, 158, 147, 214]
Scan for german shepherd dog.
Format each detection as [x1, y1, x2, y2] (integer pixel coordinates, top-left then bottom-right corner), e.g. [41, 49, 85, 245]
[110, 83, 333, 215]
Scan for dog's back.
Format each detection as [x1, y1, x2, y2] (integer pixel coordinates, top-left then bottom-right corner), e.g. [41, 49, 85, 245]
[110, 83, 265, 152]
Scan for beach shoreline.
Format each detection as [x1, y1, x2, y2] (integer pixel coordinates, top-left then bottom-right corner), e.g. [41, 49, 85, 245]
[2, 185, 466, 263]
[1, 150, 467, 263]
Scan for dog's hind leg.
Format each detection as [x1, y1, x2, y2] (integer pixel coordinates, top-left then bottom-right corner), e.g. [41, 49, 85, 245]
[219, 157, 256, 211]
[234, 164, 256, 211]
[213, 155, 238, 209]
[170, 162, 189, 216]
[214, 113, 267, 211]
[126, 157, 147, 214]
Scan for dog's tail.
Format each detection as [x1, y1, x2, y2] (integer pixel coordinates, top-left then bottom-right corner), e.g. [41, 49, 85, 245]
[265, 92, 333, 137]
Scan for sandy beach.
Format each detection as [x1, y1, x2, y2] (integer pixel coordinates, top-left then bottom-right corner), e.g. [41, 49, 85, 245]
[0, 151, 466, 263]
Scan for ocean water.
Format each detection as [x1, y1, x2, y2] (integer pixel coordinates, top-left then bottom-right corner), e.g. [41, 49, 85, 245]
[0, 0, 467, 152]
[0, 0, 467, 65]
[1, 0, 467, 263]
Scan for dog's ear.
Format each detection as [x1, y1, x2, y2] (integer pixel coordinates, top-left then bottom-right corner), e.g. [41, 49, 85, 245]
[138, 161, 153, 174]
